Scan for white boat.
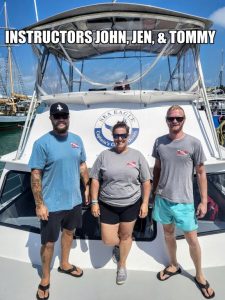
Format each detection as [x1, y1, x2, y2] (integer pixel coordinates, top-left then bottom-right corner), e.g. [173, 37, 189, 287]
[0, 2, 224, 299]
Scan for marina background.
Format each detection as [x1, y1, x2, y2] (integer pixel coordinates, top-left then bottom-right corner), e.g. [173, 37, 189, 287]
[0, 129, 21, 172]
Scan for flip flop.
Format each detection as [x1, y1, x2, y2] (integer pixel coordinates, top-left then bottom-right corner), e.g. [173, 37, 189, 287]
[58, 265, 83, 277]
[36, 283, 50, 300]
[194, 277, 215, 299]
[157, 266, 181, 281]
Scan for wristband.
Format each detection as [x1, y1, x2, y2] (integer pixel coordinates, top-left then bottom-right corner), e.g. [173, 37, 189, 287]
[91, 200, 99, 205]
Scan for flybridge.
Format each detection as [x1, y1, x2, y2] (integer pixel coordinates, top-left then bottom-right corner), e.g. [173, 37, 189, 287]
[11, 2, 221, 163]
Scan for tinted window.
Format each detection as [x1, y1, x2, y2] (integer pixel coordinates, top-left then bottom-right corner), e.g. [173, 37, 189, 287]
[176, 173, 225, 237]
[0, 171, 156, 240]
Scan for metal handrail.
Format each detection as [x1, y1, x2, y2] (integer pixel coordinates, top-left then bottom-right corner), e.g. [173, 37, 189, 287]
[196, 51, 223, 159]
[15, 90, 37, 160]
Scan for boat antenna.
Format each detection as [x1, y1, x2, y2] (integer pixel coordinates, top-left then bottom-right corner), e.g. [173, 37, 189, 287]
[33, 0, 39, 22]
[219, 49, 224, 88]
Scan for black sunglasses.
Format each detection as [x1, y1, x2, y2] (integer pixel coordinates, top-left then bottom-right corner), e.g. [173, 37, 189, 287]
[113, 133, 128, 139]
[166, 116, 184, 123]
[53, 114, 69, 120]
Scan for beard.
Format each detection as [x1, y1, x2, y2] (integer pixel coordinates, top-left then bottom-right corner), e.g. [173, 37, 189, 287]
[170, 123, 184, 134]
[53, 122, 69, 134]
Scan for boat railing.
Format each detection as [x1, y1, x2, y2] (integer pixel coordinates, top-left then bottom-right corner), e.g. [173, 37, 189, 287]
[196, 50, 223, 159]
[15, 90, 38, 160]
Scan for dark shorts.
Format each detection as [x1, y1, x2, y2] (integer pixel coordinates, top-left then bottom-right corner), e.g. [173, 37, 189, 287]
[40, 204, 82, 245]
[99, 199, 141, 225]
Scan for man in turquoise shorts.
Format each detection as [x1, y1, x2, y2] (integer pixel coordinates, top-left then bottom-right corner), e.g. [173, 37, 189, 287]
[152, 105, 215, 299]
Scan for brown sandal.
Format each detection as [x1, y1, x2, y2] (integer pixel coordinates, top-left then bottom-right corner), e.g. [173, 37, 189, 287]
[157, 266, 181, 281]
[36, 283, 50, 300]
[194, 277, 215, 299]
[58, 265, 83, 277]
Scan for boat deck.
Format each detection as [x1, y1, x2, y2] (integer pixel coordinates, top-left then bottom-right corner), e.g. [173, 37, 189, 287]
[0, 257, 223, 300]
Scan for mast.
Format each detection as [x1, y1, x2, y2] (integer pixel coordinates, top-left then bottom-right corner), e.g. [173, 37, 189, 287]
[4, 0, 14, 97]
[219, 49, 224, 87]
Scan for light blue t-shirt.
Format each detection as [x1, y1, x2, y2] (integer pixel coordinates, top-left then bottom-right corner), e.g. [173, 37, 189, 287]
[29, 131, 86, 212]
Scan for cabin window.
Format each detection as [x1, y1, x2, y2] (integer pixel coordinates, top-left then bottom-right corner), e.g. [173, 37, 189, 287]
[176, 173, 225, 237]
[0, 171, 156, 240]
[0, 171, 38, 231]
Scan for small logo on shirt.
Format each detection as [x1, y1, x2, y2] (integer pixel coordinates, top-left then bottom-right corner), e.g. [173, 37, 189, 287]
[176, 149, 189, 156]
[127, 161, 137, 167]
[71, 142, 79, 148]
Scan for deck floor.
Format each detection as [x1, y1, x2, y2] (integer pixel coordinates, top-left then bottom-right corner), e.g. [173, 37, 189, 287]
[0, 257, 223, 300]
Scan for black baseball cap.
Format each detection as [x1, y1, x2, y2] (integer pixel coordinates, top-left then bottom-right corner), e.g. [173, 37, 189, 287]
[50, 102, 69, 115]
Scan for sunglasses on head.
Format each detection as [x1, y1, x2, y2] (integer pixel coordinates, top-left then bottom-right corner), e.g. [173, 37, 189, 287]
[166, 116, 184, 123]
[53, 114, 69, 120]
[113, 133, 128, 139]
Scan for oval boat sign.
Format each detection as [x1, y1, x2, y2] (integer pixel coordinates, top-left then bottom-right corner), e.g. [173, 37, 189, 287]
[94, 109, 139, 148]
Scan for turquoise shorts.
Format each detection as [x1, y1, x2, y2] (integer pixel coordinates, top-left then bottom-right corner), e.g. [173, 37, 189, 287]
[153, 195, 198, 232]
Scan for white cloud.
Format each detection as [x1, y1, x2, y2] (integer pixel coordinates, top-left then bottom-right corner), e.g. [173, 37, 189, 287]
[210, 7, 225, 28]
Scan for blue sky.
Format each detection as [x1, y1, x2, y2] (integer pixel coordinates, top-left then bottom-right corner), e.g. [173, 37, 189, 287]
[1, 0, 225, 93]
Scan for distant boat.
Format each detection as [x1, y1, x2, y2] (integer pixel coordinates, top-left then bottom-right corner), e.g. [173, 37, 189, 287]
[0, 2, 34, 129]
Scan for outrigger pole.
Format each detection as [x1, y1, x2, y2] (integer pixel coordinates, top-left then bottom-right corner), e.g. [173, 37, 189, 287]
[15, 1, 39, 159]
[33, 0, 39, 22]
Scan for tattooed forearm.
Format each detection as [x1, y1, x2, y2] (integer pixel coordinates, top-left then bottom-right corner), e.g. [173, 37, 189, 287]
[31, 169, 44, 208]
[80, 162, 89, 187]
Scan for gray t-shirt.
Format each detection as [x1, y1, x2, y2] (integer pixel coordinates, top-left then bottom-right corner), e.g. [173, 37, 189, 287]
[90, 148, 151, 207]
[152, 134, 206, 204]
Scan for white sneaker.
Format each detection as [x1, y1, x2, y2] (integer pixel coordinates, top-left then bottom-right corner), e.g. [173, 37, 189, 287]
[116, 267, 127, 285]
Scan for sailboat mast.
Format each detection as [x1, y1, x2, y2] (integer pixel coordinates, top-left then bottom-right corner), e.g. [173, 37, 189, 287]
[4, 0, 14, 97]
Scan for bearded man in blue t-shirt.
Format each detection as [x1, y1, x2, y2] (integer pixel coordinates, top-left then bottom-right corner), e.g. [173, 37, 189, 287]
[29, 102, 89, 300]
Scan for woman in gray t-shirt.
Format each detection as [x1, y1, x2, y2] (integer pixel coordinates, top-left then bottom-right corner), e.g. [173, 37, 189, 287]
[90, 121, 151, 284]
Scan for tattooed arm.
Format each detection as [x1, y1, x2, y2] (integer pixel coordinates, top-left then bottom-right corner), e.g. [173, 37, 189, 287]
[31, 169, 49, 220]
[80, 162, 90, 205]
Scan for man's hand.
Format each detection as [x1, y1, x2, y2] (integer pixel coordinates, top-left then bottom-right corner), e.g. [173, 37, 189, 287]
[36, 204, 49, 221]
[139, 202, 148, 218]
[196, 163, 207, 219]
[196, 202, 207, 219]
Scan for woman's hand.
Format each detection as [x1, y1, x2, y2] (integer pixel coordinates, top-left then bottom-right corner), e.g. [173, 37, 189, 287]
[139, 202, 148, 218]
[91, 203, 100, 217]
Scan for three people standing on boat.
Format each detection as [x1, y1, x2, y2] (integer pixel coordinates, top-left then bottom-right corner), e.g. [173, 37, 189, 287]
[152, 105, 215, 299]
[90, 121, 151, 284]
[29, 102, 89, 300]
[29, 102, 215, 298]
